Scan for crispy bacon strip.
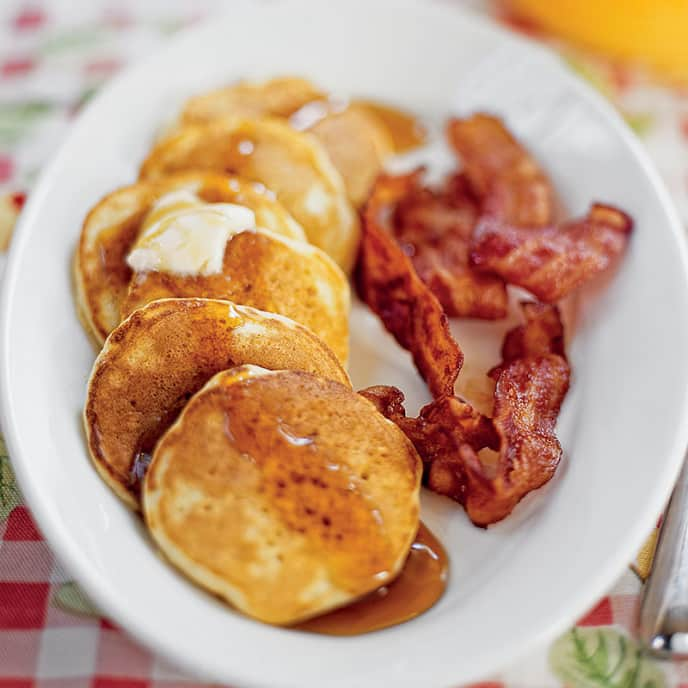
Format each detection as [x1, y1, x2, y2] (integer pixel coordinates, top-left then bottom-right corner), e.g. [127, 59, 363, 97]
[458, 354, 570, 525]
[359, 385, 424, 444]
[500, 301, 565, 361]
[392, 172, 508, 319]
[361, 303, 570, 526]
[360, 385, 498, 463]
[489, 301, 565, 379]
[470, 203, 633, 303]
[419, 394, 500, 454]
[447, 114, 555, 227]
[357, 173, 463, 397]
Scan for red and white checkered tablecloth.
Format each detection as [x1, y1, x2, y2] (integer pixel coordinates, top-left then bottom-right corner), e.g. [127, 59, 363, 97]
[0, 502, 214, 688]
[2, 1, 688, 686]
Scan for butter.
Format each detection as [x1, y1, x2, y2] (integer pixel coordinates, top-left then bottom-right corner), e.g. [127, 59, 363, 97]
[126, 190, 256, 277]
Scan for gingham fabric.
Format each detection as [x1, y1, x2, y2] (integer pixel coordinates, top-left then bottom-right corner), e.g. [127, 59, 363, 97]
[2, 1, 688, 686]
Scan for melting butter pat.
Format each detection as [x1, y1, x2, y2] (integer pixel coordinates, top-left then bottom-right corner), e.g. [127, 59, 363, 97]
[126, 189, 256, 276]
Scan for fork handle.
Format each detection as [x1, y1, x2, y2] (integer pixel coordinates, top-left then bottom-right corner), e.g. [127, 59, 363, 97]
[639, 455, 688, 656]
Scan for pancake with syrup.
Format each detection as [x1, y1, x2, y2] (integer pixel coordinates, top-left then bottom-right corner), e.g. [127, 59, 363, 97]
[119, 189, 349, 363]
[139, 116, 360, 272]
[306, 104, 393, 208]
[143, 366, 422, 625]
[180, 77, 395, 207]
[84, 298, 350, 509]
[181, 76, 322, 124]
[75, 171, 305, 346]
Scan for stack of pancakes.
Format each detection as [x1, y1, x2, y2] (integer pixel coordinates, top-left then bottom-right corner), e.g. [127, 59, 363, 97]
[76, 78, 423, 626]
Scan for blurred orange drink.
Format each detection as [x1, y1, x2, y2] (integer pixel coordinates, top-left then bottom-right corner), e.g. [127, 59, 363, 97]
[503, 0, 688, 83]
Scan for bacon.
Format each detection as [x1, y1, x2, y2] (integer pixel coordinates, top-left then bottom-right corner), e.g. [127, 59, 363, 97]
[357, 173, 463, 397]
[447, 113, 555, 227]
[361, 305, 570, 526]
[418, 395, 499, 457]
[488, 301, 565, 379]
[355, 114, 630, 525]
[470, 203, 633, 303]
[459, 354, 570, 526]
[360, 385, 498, 465]
[358, 384, 407, 419]
[392, 172, 508, 319]
[358, 385, 426, 444]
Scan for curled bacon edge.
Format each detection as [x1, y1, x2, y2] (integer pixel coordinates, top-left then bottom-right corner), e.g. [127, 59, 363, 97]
[470, 203, 634, 303]
[356, 113, 631, 524]
[361, 303, 571, 526]
[391, 170, 508, 319]
[356, 171, 463, 398]
[446, 113, 555, 228]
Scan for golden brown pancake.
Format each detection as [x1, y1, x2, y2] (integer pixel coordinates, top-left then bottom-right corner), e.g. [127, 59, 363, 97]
[308, 104, 393, 208]
[179, 77, 393, 207]
[139, 117, 360, 272]
[182, 76, 323, 125]
[143, 366, 422, 625]
[120, 227, 350, 363]
[75, 171, 305, 346]
[84, 298, 350, 509]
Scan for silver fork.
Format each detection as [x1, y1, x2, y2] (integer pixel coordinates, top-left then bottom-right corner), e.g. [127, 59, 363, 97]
[639, 455, 688, 655]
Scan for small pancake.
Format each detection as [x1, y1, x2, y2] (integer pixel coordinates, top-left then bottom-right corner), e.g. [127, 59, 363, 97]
[308, 105, 393, 207]
[139, 117, 360, 273]
[84, 298, 350, 510]
[182, 76, 323, 125]
[120, 227, 350, 364]
[143, 366, 422, 625]
[180, 77, 393, 207]
[75, 171, 305, 346]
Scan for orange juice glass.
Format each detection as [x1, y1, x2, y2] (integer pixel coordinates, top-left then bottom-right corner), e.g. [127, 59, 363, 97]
[503, 0, 688, 83]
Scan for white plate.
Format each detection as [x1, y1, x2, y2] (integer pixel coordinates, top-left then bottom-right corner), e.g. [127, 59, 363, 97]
[3, 1, 688, 686]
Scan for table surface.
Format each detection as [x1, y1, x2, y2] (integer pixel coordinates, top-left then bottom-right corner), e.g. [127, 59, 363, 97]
[1, 1, 688, 686]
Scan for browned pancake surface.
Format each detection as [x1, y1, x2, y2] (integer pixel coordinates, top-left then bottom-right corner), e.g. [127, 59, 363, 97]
[180, 77, 393, 207]
[308, 104, 393, 207]
[139, 117, 360, 272]
[120, 229, 349, 363]
[144, 366, 421, 625]
[84, 298, 349, 508]
[75, 171, 304, 345]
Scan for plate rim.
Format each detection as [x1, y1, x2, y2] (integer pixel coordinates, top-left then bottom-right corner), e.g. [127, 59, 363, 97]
[2, 0, 688, 685]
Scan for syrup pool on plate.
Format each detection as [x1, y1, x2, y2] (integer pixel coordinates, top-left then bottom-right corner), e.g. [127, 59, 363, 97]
[295, 522, 448, 636]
